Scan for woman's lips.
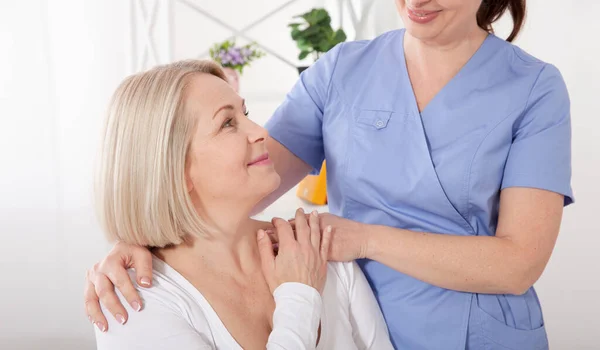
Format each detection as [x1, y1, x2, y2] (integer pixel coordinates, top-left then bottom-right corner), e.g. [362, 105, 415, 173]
[248, 153, 271, 166]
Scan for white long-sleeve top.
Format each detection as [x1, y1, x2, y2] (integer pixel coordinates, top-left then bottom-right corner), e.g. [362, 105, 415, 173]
[95, 256, 393, 349]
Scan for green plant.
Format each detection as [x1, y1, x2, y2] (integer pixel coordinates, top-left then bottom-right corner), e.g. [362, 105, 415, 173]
[288, 8, 347, 62]
[209, 39, 265, 74]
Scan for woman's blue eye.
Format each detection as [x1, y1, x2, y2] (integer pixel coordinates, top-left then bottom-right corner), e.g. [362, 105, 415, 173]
[222, 118, 234, 128]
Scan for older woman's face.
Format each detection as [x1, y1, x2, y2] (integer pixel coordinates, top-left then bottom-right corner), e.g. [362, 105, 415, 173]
[395, 0, 482, 41]
[183, 73, 280, 211]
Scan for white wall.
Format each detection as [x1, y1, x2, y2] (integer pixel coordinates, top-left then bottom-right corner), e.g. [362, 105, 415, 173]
[498, 2, 600, 348]
[0, 0, 598, 349]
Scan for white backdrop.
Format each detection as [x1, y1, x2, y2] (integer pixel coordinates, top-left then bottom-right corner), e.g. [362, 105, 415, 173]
[0, 0, 598, 349]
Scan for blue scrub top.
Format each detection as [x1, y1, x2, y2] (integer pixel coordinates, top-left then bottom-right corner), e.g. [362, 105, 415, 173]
[265, 29, 573, 350]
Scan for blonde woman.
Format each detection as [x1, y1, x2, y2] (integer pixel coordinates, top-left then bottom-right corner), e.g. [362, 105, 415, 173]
[91, 60, 392, 350]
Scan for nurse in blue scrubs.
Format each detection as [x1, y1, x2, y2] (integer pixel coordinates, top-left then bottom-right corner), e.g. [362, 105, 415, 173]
[265, 1, 573, 347]
[86, 0, 573, 348]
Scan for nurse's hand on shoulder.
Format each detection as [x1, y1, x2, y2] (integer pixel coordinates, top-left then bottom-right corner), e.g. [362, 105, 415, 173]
[289, 212, 370, 262]
[84, 241, 154, 331]
[258, 209, 332, 294]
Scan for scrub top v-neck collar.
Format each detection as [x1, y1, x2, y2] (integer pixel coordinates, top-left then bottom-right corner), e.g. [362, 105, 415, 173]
[398, 30, 495, 118]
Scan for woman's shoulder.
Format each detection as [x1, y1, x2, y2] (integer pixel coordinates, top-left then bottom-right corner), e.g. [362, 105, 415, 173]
[119, 257, 217, 331]
[119, 257, 213, 322]
[95, 259, 215, 349]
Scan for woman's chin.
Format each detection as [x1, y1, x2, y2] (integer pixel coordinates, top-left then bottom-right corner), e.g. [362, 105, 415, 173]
[265, 172, 282, 193]
[254, 172, 281, 203]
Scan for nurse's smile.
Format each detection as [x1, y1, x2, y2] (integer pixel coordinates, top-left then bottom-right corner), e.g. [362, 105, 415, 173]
[407, 7, 442, 24]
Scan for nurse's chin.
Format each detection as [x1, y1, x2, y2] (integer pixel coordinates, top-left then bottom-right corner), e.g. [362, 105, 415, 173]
[403, 22, 451, 43]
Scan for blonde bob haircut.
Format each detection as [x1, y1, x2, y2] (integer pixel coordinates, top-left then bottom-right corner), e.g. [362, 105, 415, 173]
[96, 60, 226, 247]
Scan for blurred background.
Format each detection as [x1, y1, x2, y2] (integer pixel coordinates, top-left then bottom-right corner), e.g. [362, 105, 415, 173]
[0, 0, 598, 349]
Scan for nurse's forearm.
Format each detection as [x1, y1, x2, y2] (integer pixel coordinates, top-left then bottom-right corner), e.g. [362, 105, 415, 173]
[367, 226, 534, 295]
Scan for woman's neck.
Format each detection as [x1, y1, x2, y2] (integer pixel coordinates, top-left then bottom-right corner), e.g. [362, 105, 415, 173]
[155, 218, 272, 281]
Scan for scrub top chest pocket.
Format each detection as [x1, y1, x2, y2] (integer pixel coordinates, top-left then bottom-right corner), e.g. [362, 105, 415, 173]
[356, 110, 393, 130]
[346, 108, 473, 235]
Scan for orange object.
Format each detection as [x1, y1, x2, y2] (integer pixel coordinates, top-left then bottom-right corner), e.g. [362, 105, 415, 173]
[296, 160, 328, 205]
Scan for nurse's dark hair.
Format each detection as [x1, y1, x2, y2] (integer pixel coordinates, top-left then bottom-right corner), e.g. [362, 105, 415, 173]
[477, 0, 526, 42]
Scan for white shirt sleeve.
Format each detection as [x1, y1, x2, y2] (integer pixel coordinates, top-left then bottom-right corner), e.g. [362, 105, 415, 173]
[342, 262, 393, 349]
[268, 282, 322, 349]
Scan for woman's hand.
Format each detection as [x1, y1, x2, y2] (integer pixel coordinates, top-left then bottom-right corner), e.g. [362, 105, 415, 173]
[290, 212, 370, 262]
[257, 209, 332, 294]
[84, 241, 153, 331]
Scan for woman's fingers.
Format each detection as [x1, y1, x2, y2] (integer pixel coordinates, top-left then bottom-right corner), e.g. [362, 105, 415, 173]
[84, 272, 107, 332]
[264, 214, 331, 293]
[295, 208, 311, 247]
[272, 217, 295, 248]
[309, 211, 321, 251]
[257, 229, 276, 291]
[320, 226, 333, 262]
[266, 229, 278, 243]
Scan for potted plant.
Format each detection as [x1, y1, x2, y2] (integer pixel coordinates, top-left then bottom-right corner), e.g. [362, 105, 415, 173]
[288, 8, 347, 74]
[209, 40, 265, 92]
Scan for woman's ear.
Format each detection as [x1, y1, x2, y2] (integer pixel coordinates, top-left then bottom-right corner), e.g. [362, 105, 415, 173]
[185, 158, 195, 193]
[185, 172, 194, 193]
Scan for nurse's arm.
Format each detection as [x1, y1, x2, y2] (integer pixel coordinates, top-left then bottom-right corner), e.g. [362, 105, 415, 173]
[251, 137, 312, 215]
[366, 187, 564, 295]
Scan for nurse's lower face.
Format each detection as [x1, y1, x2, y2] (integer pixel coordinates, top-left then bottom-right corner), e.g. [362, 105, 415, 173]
[395, 0, 483, 42]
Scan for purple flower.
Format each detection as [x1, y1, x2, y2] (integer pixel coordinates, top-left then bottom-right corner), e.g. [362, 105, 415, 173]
[222, 53, 232, 65]
[228, 48, 244, 65]
[212, 41, 262, 68]
[241, 48, 252, 58]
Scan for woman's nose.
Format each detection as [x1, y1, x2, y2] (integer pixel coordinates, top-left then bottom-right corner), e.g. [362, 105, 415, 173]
[248, 121, 268, 143]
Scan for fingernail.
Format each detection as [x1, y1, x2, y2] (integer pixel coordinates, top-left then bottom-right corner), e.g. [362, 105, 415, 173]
[312, 210, 318, 216]
[116, 314, 126, 325]
[140, 277, 151, 287]
[257, 229, 265, 239]
[131, 301, 141, 312]
[88, 315, 92, 323]
[264, 229, 273, 234]
[95, 322, 106, 332]
[326, 226, 332, 233]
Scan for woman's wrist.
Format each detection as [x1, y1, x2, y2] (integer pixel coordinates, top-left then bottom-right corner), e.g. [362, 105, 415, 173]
[270, 282, 322, 349]
[273, 282, 320, 297]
